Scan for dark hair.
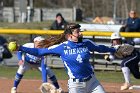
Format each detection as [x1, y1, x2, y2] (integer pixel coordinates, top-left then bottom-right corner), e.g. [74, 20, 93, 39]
[43, 33, 66, 48]
[56, 13, 63, 18]
[64, 23, 81, 35]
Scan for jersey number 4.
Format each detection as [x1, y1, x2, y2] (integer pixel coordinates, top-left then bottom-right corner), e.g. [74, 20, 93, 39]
[76, 54, 83, 63]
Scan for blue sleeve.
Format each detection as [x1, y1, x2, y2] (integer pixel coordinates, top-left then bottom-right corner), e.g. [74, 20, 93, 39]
[85, 39, 116, 53]
[18, 44, 62, 56]
[17, 51, 22, 60]
[41, 57, 47, 83]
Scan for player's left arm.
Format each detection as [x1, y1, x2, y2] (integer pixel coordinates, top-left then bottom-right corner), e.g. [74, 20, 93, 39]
[85, 39, 116, 53]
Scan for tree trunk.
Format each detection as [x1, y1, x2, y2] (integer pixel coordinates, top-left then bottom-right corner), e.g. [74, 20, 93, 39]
[130, 0, 136, 11]
[123, 0, 128, 18]
[91, 0, 95, 17]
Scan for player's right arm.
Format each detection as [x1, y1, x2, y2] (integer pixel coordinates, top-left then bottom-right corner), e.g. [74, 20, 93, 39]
[18, 44, 63, 56]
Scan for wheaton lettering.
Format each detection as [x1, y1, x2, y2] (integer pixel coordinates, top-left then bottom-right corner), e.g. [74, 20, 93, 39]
[64, 47, 88, 55]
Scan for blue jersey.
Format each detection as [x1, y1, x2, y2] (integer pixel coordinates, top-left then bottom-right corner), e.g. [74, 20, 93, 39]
[19, 39, 116, 79]
[17, 43, 47, 82]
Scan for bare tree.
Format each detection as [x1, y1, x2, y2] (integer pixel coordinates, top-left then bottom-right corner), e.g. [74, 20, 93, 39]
[77, 0, 82, 8]
[91, 0, 95, 17]
[62, 0, 66, 8]
[123, 0, 128, 18]
[130, 0, 136, 11]
[12, 0, 140, 19]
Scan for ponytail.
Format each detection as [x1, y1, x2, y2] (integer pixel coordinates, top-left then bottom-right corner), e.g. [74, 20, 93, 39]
[43, 33, 66, 48]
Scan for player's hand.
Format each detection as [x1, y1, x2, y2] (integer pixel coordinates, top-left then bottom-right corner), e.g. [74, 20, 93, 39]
[113, 45, 120, 50]
[18, 60, 24, 65]
[8, 42, 18, 52]
[104, 55, 111, 62]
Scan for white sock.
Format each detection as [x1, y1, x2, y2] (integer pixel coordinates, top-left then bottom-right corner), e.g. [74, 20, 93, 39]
[121, 67, 130, 84]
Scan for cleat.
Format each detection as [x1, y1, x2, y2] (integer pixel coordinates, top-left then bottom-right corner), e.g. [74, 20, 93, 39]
[120, 83, 131, 90]
[11, 87, 17, 93]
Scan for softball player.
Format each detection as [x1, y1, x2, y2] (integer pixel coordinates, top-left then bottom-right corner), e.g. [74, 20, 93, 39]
[11, 23, 116, 93]
[105, 32, 140, 90]
[11, 36, 61, 93]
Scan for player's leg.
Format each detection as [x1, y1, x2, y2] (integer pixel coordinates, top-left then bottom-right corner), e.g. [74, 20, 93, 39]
[91, 85, 105, 93]
[11, 62, 30, 93]
[68, 74, 105, 93]
[120, 67, 131, 90]
[129, 55, 140, 91]
[68, 79, 86, 93]
[121, 67, 130, 84]
[47, 67, 60, 89]
[120, 54, 139, 90]
[125, 51, 140, 79]
[11, 65, 25, 93]
[88, 75, 105, 93]
[120, 58, 132, 90]
[38, 67, 60, 89]
[128, 60, 140, 79]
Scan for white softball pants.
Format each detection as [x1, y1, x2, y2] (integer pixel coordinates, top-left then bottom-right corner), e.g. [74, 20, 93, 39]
[68, 74, 106, 93]
[17, 61, 54, 78]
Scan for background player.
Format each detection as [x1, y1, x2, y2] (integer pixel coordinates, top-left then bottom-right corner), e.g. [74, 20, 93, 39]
[104, 32, 140, 90]
[0, 35, 12, 62]
[10, 23, 117, 93]
[11, 36, 61, 93]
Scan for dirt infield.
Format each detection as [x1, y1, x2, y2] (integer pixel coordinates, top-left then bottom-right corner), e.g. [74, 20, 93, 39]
[0, 78, 139, 93]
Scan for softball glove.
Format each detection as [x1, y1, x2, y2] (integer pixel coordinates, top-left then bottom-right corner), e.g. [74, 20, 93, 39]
[40, 83, 63, 93]
[114, 44, 134, 58]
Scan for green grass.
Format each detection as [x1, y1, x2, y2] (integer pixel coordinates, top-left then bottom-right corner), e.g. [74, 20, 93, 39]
[95, 70, 140, 84]
[0, 66, 140, 85]
[95, 71, 124, 83]
[0, 66, 68, 80]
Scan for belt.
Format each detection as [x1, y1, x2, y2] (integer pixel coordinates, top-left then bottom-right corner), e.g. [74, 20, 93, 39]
[72, 75, 93, 82]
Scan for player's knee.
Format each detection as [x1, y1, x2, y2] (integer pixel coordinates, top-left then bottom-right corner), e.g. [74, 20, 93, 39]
[17, 66, 26, 74]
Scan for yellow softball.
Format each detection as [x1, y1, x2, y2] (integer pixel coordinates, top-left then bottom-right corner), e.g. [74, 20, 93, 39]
[8, 42, 17, 51]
